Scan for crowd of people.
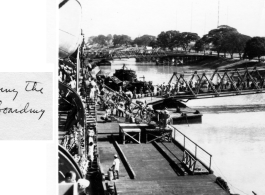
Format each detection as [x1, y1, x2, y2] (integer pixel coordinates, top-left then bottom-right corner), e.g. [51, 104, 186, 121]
[59, 58, 265, 100]
[96, 84, 175, 131]
[60, 123, 90, 178]
[59, 59, 77, 90]
[98, 87, 154, 124]
[154, 76, 265, 96]
[59, 59, 98, 194]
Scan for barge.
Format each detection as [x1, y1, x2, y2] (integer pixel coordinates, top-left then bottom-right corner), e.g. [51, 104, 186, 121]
[147, 97, 203, 125]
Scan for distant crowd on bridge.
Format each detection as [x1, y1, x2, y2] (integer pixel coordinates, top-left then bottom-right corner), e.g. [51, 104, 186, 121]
[59, 59, 265, 102]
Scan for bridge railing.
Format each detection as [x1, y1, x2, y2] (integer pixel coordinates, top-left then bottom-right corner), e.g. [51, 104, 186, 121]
[84, 48, 211, 60]
[170, 125, 213, 173]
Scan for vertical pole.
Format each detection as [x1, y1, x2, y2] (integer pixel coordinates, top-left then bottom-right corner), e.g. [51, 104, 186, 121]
[195, 145, 197, 159]
[84, 124, 86, 159]
[76, 46, 80, 94]
[190, 0, 193, 32]
[209, 155, 212, 170]
[217, 0, 220, 28]
[184, 136, 186, 149]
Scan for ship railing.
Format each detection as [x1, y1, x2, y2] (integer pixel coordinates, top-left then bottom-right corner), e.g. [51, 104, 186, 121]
[170, 125, 213, 173]
[182, 150, 197, 174]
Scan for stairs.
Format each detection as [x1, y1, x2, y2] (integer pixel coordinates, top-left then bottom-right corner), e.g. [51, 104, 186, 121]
[85, 97, 106, 195]
[85, 97, 99, 177]
[58, 110, 68, 143]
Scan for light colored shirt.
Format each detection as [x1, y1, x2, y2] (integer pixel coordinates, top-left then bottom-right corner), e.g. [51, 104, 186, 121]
[90, 87, 96, 99]
[113, 158, 120, 171]
[91, 80, 96, 87]
[70, 80, 76, 89]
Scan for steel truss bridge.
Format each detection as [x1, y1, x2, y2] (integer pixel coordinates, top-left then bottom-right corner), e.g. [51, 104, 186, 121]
[99, 67, 265, 126]
[101, 66, 265, 109]
[167, 67, 265, 100]
[84, 47, 215, 63]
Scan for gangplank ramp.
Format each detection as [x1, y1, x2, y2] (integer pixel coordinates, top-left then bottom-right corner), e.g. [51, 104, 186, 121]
[119, 143, 178, 181]
[115, 143, 227, 195]
[98, 140, 130, 181]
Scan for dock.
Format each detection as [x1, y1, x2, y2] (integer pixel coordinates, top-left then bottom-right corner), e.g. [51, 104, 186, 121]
[96, 106, 228, 195]
[58, 82, 230, 195]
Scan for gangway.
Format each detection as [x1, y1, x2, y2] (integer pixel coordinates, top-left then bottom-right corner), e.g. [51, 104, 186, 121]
[165, 67, 265, 100]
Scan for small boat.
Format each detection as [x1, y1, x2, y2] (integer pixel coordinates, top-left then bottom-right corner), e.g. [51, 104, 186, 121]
[105, 64, 154, 93]
[113, 64, 137, 82]
[97, 59, 111, 66]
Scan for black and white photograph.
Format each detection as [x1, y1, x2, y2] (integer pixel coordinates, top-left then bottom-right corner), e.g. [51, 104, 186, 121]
[58, 0, 265, 195]
[3, 0, 264, 195]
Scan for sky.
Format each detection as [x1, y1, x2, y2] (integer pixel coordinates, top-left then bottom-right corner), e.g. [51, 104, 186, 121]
[80, 0, 265, 40]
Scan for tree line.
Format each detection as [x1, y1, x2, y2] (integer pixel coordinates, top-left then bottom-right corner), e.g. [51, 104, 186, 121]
[87, 25, 265, 61]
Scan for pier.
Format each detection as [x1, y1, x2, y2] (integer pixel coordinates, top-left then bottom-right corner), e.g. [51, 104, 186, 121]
[96, 104, 228, 195]
[92, 92, 228, 195]
[58, 80, 230, 194]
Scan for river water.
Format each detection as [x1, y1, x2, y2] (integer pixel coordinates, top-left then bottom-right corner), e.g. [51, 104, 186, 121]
[98, 59, 265, 195]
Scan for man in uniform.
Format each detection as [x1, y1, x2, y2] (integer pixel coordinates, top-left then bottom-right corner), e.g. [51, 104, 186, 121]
[111, 154, 120, 180]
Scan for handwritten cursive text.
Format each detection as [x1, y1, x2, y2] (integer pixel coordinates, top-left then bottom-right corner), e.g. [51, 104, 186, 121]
[0, 100, 45, 120]
[0, 87, 18, 101]
[25, 81, 43, 94]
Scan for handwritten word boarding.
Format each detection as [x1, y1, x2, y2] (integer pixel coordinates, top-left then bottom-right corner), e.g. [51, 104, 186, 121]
[0, 73, 52, 140]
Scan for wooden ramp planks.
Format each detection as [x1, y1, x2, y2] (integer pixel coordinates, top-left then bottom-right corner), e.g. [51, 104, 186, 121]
[96, 107, 227, 194]
[119, 143, 178, 181]
[114, 143, 227, 195]
[98, 141, 130, 180]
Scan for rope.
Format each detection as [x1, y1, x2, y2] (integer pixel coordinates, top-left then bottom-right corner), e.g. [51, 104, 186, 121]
[212, 159, 251, 195]
[184, 113, 189, 126]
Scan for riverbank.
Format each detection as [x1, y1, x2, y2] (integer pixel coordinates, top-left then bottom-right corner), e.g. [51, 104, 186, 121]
[187, 57, 265, 70]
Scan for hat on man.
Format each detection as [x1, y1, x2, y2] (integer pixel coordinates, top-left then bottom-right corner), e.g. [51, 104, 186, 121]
[114, 154, 118, 158]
